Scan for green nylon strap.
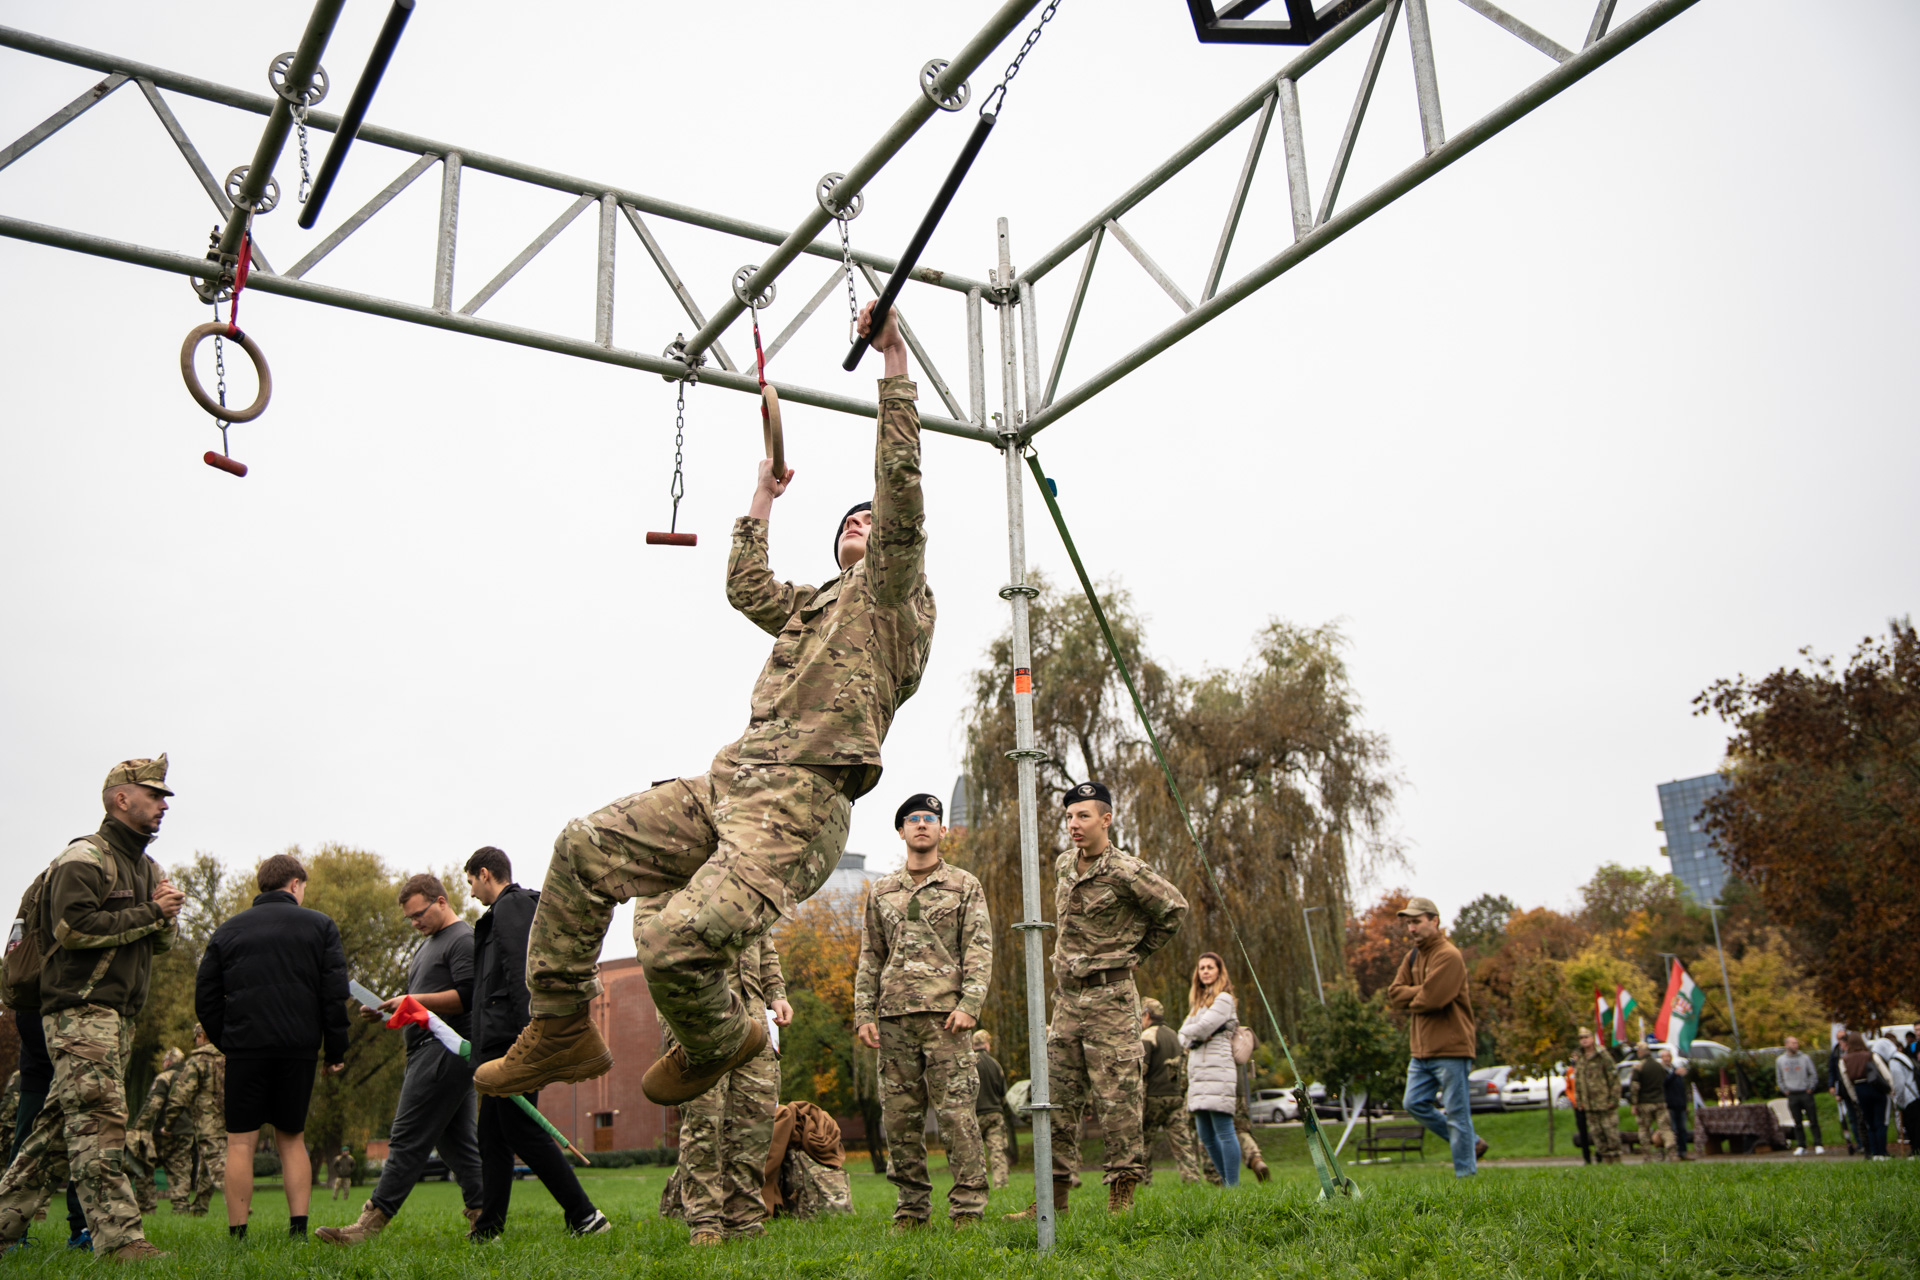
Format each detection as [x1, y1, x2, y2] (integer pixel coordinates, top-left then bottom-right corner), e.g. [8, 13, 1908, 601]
[1024, 449, 1353, 1199]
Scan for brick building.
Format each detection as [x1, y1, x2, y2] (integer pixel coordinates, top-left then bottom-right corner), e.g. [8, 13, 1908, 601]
[531, 957, 676, 1153]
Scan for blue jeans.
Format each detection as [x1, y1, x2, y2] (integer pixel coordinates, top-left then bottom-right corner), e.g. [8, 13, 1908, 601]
[1404, 1056, 1478, 1177]
[1194, 1110, 1240, 1187]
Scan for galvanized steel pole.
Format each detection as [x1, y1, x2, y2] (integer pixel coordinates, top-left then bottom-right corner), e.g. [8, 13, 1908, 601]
[218, 0, 344, 261]
[679, 0, 1044, 363]
[996, 217, 1054, 1252]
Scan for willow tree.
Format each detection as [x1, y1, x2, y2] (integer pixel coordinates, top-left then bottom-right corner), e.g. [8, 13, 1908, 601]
[952, 577, 1400, 1076]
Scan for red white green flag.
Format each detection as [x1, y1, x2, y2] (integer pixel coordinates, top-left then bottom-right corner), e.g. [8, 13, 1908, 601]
[1613, 986, 1639, 1046]
[1594, 988, 1611, 1041]
[1653, 959, 1703, 1053]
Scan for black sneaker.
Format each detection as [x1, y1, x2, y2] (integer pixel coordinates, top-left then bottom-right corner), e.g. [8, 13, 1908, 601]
[569, 1210, 611, 1238]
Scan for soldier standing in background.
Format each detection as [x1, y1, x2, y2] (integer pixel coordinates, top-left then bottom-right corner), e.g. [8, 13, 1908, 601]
[662, 936, 790, 1246]
[856, 793, 992, 1229]
[0, 755, 185, 1263]
[329, 1148, 354, 1200]
[1628, 1046, 1675, 1162]
[161, 1026, 226, 1214]
[125, 1047, 184, 1214]
[1138, 999, 1201, 1185]
[971, 1030, 1014, 1190]
[1573, 1027, 1622, 1164]
[1011, 782, 1188, 1220]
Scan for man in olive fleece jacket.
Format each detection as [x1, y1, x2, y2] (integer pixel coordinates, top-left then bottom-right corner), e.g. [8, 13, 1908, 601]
[1386, 896, 1483, 1177]
[0, 755, 186, 1261]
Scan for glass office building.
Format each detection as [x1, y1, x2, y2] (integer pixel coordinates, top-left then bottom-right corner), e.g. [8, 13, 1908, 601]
[1657, 772, 1732, 905]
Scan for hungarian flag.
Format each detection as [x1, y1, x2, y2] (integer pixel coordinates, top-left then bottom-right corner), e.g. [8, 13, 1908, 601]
[1594, 989, 1611, 1041]
[1613, 987, 1639, 1046]
[1653, 960, 1703, 1053]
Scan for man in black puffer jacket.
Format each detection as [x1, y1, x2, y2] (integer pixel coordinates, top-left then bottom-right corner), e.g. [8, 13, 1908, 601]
[464, 847, 607, 1241]
[195, 852, 350, 1239]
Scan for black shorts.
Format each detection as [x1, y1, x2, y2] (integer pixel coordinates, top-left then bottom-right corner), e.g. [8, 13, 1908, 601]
[224, 1056, 317, 1135]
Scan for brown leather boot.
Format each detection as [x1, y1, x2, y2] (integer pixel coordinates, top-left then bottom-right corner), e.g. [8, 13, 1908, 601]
[473, 1012, 614, 1097]
[1107, 1177, 1139, 1213]
[314, 1202, 391, 1246]
[1250, 1155, 1272, 1182]
[642, 1016, 767, 1106]
[1005, 1179, 1071, 1219]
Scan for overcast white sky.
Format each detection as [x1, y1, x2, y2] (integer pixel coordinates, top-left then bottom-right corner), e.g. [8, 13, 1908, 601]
[2, 0, 1914, 964]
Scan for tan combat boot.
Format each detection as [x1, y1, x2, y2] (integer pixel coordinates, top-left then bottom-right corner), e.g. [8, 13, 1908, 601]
[473, 1012, 614, 1097]
[1107, 1177, 1139, 1214]
[106, 1241, 171, 1263]
[314, 1202, 390, 1246]
[1250, 1154, 1272, 1182]
[641, 1017, 767, 1106]
[688, 1230, 725, 1247]
[1005, 1179, 1071, 1219]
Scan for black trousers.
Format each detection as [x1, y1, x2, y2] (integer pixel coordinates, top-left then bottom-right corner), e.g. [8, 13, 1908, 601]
[1786, 1090, 1822, 1148]
[474, 1092, 594, 1235]
[1668, 1104, 1691, 1155]
[1571, 1107, 1592, 1163]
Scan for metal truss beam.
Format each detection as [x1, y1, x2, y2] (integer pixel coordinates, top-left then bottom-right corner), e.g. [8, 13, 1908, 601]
[1016, 0, 1704, 441]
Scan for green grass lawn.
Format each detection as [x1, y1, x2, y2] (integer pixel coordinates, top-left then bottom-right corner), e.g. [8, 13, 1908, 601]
[15, 1136, 1916, 1279]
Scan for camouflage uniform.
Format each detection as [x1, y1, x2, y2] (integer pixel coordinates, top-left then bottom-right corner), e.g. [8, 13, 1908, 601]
[330, 1151, 354, 1199]
[1628, 1057, 1675, 1163]
[0, 1072, 18, 1156]
[1573, 1046, 1622, 1163]
[669, 937, 785, 1240]
[1139, 1019, 1201, 1184]
[977, 1110, 1012, 1189]
[524, 376, 934, 1069]
[161, 1042, 226, 1213]
[856, 858, 992, 1222]
[1046, 845, 1188, 1188]
[125, 1058, 181, 1214]
[0, 793, 177, 1257]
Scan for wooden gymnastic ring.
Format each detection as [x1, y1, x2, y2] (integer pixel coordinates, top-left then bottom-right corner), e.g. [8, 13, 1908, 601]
[760, 385, 785, 478]
[180, 322, 272, 423]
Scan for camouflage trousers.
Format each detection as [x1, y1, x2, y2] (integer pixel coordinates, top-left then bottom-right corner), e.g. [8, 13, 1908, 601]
[123, 1133, 159, 1214]
[879, 1013, 987, 1221]
[1583, 1107, 1622, 1161]
[1047, 980, 1146, 1186]
[673, 1035, 779, 1237]
[527, 765, 849, 1065]
[1140, 1095, 1202, 1184]
[181, 1131, 225, 1212]
[0, 1006, 145, 1252]
[160, 1134, 196, 1210]
[1634, 1103, 1675, 1162]
[976, 1111, 1012, 1189]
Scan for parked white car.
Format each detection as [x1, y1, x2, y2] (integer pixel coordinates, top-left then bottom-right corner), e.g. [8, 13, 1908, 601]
[1249, 1088, 1299, 1123]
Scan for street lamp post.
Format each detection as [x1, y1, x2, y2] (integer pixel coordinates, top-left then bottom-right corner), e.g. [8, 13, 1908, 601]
[1704, 905, 1743, 1053]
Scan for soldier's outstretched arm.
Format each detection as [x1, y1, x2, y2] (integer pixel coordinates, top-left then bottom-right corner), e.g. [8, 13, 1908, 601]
[857, 301, 924, 608]
[728, 457, 813, 634]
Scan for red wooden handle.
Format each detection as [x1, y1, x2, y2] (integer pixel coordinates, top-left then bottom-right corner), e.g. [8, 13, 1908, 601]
[645, 531, 697, 546]
[203, 451, 248, 478]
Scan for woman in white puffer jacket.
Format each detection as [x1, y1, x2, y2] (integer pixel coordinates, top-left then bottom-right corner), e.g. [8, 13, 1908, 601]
[1180, 952, 1241, 1187]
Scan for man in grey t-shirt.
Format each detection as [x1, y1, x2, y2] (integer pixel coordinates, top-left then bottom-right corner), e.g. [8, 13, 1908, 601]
[317, 874, 484, 1246]
[1775, 1035, 1825, 1154]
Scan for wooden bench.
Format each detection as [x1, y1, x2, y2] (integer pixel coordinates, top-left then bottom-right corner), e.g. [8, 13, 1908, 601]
[1356, 1123, 1427, 1162]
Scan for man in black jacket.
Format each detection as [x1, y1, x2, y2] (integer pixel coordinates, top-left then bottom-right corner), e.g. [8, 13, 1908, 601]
[464, 847, 607, 1240]
[195, 852, 350, 1239]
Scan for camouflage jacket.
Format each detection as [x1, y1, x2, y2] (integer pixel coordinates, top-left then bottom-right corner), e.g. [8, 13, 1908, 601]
[737, 935, 788, 1020]
[854, 859, 992, 1024]
[132, 1065, 179, 1136]
[38, 819, 175, 1017]
[1572, 1046, 1620, 1110]
[1051, 844, 1188, 984]
[161, 1043, 225, 1135]
[720, 375, 935, 801]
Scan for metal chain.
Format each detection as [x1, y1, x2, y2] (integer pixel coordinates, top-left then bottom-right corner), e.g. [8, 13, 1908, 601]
[980, 0, 1062, 118]
[668, 379, 688, 533]
[292, 102, 313, 204]
[212, 297, 232, 455]
[837, 214, 861, 342]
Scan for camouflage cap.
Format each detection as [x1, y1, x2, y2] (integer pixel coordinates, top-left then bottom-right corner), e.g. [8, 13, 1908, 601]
[1396, 895, 1439, 919]
[970, 1029, 992, 1049]
[1141, 997, 1165, 1019]
[103, 753, 173, 797]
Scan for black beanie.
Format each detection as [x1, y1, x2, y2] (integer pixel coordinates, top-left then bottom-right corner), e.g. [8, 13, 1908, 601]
[833, 501, 873, 570]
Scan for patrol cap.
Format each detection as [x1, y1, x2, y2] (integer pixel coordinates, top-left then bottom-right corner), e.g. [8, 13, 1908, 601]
[895, 793, 943, 828]
[833, 500, 873, 568]
[103, 753, 173, 797]
[1397, 895, 1440, 919]
[1062, 780, 1111, 809]
[1141, 997, 1165, 1019]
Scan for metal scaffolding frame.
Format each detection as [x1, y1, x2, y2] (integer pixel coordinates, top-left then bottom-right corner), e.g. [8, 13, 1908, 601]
[0, 0, 1705, 1248]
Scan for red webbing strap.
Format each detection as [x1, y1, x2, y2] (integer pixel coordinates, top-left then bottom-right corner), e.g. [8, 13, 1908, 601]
[229, 234, 254, 329]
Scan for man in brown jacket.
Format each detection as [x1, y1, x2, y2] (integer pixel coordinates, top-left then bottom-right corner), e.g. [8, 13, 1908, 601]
[1385, 896, 1484, 1177]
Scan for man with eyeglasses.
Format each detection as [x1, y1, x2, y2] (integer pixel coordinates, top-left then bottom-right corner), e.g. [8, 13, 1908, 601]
[319, 874, 482, 1246]
[854, 793, 992, 1230]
